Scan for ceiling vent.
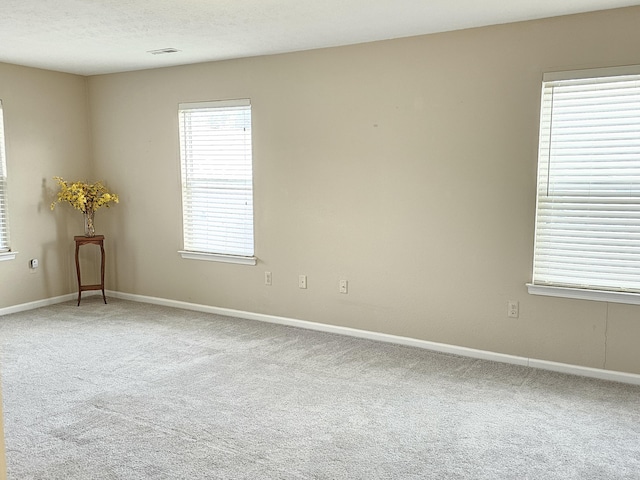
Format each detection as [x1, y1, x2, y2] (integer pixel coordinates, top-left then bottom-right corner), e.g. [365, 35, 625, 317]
[147, 48, 180, 55]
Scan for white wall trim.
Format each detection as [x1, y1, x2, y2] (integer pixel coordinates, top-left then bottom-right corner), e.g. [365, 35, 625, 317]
[527, 283, 640, 305]
[3, 290, 639, 386]
[0, 293, 75, 316]
[527, 358, 640, 384]
[0, 251, 18, 262]
[178, 250, 257, 265]
[107, 290, 640, 386]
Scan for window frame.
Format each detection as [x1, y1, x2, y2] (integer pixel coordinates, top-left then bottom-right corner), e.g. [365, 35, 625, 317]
[0, 99, 16, 262]
[177, 98, 256, 266]
[528, 65, 640, 304]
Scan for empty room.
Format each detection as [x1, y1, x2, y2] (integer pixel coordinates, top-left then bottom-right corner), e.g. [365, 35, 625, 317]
[1, 1, 640, 478]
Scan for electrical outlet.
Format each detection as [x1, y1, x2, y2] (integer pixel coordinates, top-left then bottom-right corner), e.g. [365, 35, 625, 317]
[29, 258, 39, 273]
[339, 279, 348, 294]
[507, 301, 519, 318]
[298, 274, 307, 289]
[265, 271, 272, 286]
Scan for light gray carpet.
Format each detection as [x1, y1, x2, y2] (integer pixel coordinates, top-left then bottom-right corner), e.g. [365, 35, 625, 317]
[1, 298, 639, 479]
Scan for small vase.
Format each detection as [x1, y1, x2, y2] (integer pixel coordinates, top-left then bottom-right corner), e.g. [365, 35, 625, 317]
[83, 211, 96, 237]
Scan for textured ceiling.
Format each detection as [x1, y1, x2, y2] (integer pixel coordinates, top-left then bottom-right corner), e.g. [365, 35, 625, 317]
[2, 0, 639, 76]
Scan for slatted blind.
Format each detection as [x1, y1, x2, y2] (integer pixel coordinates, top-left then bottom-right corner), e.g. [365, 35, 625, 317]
[533, 68, 640, 292]
[0, 100, 9, 253]
[178, 99, 254, 257]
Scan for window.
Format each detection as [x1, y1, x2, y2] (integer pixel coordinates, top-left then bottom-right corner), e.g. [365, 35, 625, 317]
[0, 100, 12, 259]
[178, 99, 255, 265]
[530, 66, 640, 303]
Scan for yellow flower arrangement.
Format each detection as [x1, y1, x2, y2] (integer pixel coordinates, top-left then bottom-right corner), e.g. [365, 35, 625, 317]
[50, 177, 119, 213]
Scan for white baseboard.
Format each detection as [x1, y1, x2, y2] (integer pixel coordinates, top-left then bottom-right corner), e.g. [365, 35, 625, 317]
[106, 290, 640, 386]
[527, 359, 640, 385]
[3, 290, 639, 386]
[0, 293, 76, 316]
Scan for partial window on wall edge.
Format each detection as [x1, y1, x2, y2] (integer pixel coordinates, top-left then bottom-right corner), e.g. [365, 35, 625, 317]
[0, 100, 11, 255]
[529, 65, 640, 304]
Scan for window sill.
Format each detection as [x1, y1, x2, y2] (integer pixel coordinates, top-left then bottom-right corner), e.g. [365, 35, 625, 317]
[527, 283, 640, 305]
[178, 250, 257, 266]
[0, 251, 17, 262]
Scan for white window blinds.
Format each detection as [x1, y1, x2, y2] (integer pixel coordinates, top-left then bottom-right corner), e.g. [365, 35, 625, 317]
[0, 100, 9, 253]
[178, 99, 254, 258]
[532, 67, 640, 293]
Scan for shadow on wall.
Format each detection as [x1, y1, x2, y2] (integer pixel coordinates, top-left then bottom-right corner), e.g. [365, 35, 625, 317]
[42, 177, 78, 295]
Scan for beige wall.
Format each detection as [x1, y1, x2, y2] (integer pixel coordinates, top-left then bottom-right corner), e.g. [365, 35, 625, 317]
[85, 6, 640, 375]
[2, 8, 640, 379]
[0, 62, 92, 307]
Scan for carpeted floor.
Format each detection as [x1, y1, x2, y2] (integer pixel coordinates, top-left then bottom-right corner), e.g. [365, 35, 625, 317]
[0, 298, 639, 479]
